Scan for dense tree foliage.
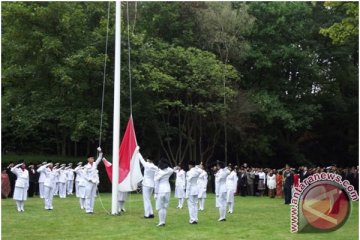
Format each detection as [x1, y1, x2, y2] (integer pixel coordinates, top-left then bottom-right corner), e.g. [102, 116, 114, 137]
[2, 2, 358, 168]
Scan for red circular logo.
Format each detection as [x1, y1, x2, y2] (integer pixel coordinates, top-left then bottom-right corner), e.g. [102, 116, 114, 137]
[301, 182, 351, 231]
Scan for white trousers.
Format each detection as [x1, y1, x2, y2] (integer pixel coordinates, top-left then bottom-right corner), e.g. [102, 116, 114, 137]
[199, 198, 205, 210]
[59, 182, 67, 198]
[39, 182, 45, 198]
[158, 208, 167, 225]
[15, 200, 24, 211]
[75, 181, 80, 197]
[217, 192, 227, 220]
[178, 198, 184, 208]
[142, 186, 154, 217]
[44, 185, 54, 209]
[187, 195, 199, 222]
[85, 182, 97, 213]
[67, 180, 74, 194]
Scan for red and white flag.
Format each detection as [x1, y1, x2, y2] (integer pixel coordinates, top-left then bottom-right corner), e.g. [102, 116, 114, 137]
[102, 115, 143, 191]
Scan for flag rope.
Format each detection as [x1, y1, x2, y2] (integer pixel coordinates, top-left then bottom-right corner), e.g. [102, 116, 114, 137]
[96, 1, 112, 215]
[126, 1, 133, 115]
[98, 1, 111, 148]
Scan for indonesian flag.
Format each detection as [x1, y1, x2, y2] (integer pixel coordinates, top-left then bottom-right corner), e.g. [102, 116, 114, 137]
[102, 115, 143, 191]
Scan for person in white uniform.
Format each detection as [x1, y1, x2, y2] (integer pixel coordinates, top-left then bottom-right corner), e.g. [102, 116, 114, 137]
[118, 191, 128, 213]
[37, 162, 61, 210]
[58, 164, 67, 198]
[139, 154, 158, 218]
[226, 166, 238, 214]
[74, 162, 86, 209]
[84, 147, 103, 214]
[66, 163, 74, 195]
[174, 164, 186, 209]
[11, 162, 29, 212]
[74, 162, 82, 197]
[197, 163, 208, 211]
[38, 161, 47, 198]
[186, 161, 202, 224]
[215, 161, 230, 221]
[154, 160, 174, 227]
[53, 163, 60, 196]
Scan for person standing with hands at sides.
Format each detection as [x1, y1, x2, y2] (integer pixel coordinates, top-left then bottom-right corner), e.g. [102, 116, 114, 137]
[74, 162, 86, 209]
[37, 162, 60, 210]
[66, 163, 75, 195]
[186, 161, 202, 224]
[139, 153, 158, 218]
[197, 163, 208, 211]
[11, 161, 29, 212]
[154, 159, 174, 227]
[267, 170, 276, 198]
[215, 161, 230, 221]
[84, 147, 103, 214]
[58, 164, 67, 198]
[283, 164, 294, 204]
[226, 165, 238, 214]
[174, 164, 186, 209]
[38, 162, 47, 198]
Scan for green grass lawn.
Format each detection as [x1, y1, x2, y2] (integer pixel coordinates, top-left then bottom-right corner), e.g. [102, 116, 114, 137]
[2, 193, 358, 240]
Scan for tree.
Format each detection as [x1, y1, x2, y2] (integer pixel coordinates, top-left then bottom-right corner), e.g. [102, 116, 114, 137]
[129, 37, 239, 166]
[2, 2, 112, 155]
[320, 2, 358, 45]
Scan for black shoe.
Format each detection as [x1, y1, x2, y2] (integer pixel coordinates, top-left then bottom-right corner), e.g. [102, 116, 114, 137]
[218, 218, 226, 222]
[157, 223, 165, 227]
[190, 221, 198, 224]
[144, 216, 153, 219]
[149, 214, 154, 218]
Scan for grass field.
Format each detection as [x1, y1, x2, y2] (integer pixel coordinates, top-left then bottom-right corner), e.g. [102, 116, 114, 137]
[2, 193, 358, 240]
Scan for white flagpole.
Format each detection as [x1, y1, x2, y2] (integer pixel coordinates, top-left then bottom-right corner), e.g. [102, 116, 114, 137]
[111, 0, 121, 215]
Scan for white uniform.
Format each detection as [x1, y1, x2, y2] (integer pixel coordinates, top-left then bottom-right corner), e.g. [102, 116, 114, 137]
[174, 168, 186, 208]
[267, 174, 276, 189]
[66, 168, 75, 195]
[75, 166, 86, 209]
[118, 191, 128, 212]
[186, 166, 202, 223]
[154, 167, 174, 226]
[215, 167, 230, 221]
[53, 170, 60, 196]
[84, 152, 103, 213]
[38, 168, 46, 198]
[75, 166, 81, 197]
[139, 155, 158, 217]
[37, 164, 60, 210]
[197, 169, 208, 211]
[58, 168, 67, 198]
[226, 170, 238, 213]
[11, 165, 29, 212]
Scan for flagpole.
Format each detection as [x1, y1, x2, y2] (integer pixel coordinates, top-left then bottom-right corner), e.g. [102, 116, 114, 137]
[111, 0, 121, 215]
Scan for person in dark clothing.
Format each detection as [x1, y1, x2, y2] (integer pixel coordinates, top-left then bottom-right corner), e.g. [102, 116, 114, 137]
[210, 165, 217, 194]
[283, 164, 294, 204]
[28, 164, 37, 197]
[6, 162, 17, 198]
[238, 168, 247, 196]
[246, 168, 255, 196]
[300, 166, 311, 182]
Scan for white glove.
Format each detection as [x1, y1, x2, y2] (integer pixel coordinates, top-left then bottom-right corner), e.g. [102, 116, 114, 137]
[15, 163, 22, 168]
[97, 147, 102, 152]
